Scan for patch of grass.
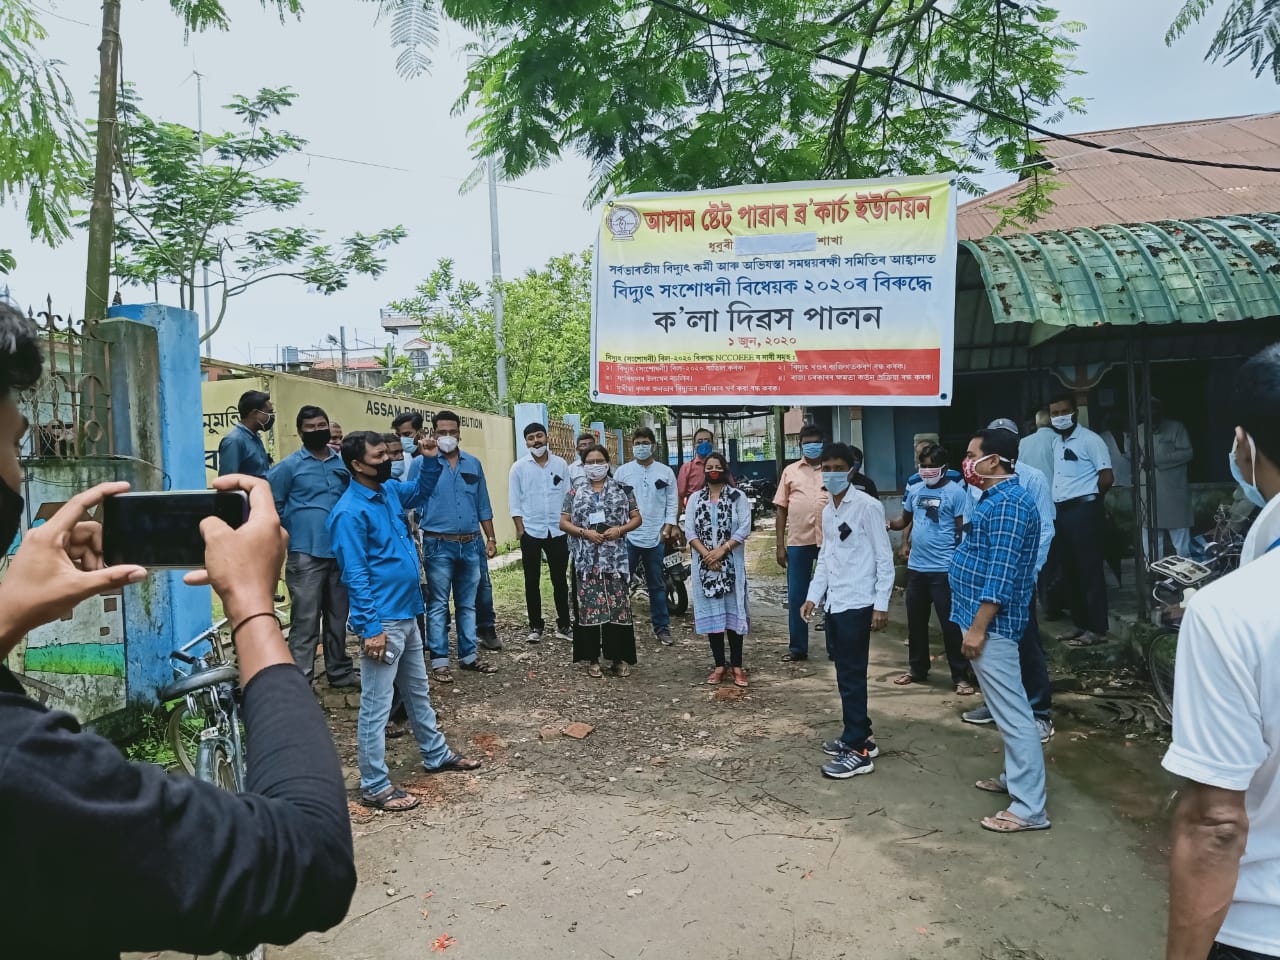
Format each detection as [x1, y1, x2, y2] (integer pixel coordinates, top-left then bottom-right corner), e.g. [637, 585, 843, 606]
[123, 710, 179, 769]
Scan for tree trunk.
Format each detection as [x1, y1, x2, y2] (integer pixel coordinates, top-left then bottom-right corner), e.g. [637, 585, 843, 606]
[84, 0, 121, 324]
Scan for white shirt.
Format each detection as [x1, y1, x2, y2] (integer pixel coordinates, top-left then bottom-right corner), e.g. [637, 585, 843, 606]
[508, 452, 570, 539]
[1162, 545, 1280, 955]
[614, 459, 678, 549]
[971, 462, 1056, 577]
[1051, 424, 1112, 502]
[806, 489, 894, 614]
[1017, 427, 1056, 486]
[567, 459, 589, 489]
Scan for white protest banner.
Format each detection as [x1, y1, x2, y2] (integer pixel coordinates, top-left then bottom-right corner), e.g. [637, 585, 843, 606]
[591, 175, 957, 406]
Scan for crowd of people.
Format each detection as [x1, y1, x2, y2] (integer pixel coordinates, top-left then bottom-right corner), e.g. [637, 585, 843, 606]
[1, 289, 1278, 957]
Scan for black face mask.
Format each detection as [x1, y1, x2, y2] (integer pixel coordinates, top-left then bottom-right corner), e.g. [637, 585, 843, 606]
[371, 461, 393, 484]
[0, 478, 24, 554]
[301, 428, 331, 451]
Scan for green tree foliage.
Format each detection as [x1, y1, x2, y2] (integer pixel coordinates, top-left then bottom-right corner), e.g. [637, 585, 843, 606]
[1167, 0, 1280, 81]
[387, 251, 657, 425]
[366, 0, 442, 78]
[0, 1, 90, 271]
[106, 86, 406, 339]
[443, 0, 1085, 226]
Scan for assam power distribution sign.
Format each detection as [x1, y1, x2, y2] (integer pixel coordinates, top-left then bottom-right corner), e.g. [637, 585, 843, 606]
[591, 175, 957, 406]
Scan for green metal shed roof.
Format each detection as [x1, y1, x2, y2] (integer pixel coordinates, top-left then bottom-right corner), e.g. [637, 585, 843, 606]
[960, 212, 1280, 327]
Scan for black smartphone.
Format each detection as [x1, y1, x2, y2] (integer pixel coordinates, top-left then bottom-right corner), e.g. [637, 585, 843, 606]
[102, 491, 250, 569]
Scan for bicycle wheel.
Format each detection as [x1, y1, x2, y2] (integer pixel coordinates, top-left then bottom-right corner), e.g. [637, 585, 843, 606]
[1148, 627, 1178, 721]
[166, 702, 204, 776]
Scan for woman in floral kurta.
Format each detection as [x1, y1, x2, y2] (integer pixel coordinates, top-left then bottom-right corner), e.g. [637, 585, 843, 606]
[561, 445, 642, 677]
[685, 452, 753, 687]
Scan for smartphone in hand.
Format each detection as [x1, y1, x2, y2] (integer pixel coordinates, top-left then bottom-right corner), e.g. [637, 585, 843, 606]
[102, 491, 250, 569]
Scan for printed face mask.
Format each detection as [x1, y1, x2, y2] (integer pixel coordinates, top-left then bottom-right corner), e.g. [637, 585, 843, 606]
[919, 466, 944, 485]
[705, 469, 725, 484]
[585, 463, 609, 481]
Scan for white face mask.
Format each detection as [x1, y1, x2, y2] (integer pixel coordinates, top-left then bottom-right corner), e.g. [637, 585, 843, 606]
[585, 463, 609, 481]
[1051, 414, 1074, 432]
[436, 435, 459, 454]
[530, 444, 548, 458]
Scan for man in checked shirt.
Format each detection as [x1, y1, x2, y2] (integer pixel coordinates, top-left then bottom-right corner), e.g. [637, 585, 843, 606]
[950, 427, 1046, 834]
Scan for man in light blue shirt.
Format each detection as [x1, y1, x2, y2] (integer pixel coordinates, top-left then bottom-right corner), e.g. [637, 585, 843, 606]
[217, 390, 273, 479]
[888, 443, 972, 692]
[509, 422, 572, 644]
[614, 426, 679, 645]
[1048, 394, 1114, 646]
[269, 404, 355, 688]
[328, 430, 480, 811]
[1017, 409, 1056, 486]
[419, 410, 499, 682]
[961, 418, 1058, 740]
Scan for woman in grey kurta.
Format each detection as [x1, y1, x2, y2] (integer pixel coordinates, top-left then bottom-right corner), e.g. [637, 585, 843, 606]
[684, 452, 753, 687]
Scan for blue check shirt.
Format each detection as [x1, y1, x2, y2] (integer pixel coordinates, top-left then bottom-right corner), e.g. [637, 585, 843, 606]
[268, 447, 350, 558]
[949, 476, 1040, 639]
[328, 458, 443, 639]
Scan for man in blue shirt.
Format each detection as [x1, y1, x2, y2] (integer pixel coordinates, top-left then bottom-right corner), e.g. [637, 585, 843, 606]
[961, 419, 1058, 741]
[950, 428, 1047, 833]
[269, 405, 355, 688]
[1047, 393, 1114, 646]
[614, 426, 679, 645]
[888, 442, 973, 694]
[217, 390, 274, 479]
[328, 430, 481, 812]
[420, 410, 500, 683]
[508, 422, 573, 644]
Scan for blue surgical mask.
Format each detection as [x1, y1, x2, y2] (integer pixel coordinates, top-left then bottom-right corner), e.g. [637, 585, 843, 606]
[822, 471, 850, 495]
[400, 436, 417, 456]
[390, 457, 408, 480]
[802, 442, 824, 460]
[1230, 435, 1270, 509]
[696, 440, 713, 458]
[633, 443, 653, 461]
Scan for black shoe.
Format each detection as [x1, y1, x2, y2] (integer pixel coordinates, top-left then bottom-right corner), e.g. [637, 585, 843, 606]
[329, 676, 360, 690]
[478, 626, 503, 650]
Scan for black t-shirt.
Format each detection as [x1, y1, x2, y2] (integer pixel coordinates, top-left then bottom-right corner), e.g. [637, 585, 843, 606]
[0, 662, 354, 959]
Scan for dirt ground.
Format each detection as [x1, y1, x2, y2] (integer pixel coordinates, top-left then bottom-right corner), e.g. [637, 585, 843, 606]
[250, 527, 1175, 960]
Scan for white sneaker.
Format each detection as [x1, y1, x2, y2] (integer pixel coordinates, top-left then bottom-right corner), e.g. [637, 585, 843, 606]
[1037, 718, 1055, 743]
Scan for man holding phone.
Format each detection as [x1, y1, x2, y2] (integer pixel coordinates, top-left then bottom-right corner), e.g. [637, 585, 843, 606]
[329, 430, 481, 812]
[0, 302, 355, 955]
[218, 389, 274, 479]
[269, 405, 356, 689]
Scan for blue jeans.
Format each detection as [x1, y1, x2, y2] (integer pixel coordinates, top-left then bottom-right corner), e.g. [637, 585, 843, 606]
[627, 542, 669, 634]
[969, 631, 1048, 825]
[786, 544, 821, 657]
[828, 606, 873, 749]
[357, 618, 451, 795]
[424, 537, 483, 669]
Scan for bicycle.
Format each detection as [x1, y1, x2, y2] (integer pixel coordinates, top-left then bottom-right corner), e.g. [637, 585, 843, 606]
[158, 603, 285, 960]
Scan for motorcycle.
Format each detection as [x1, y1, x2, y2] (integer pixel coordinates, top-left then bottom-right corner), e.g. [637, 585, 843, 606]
[630, 539, 690, 616]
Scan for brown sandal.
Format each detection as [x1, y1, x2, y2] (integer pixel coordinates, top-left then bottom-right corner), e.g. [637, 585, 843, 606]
[955, 681, 977, 696]
[431, 667, 454, 684]
[731, 667, 748, 688]
[706, 666, 727, 684]
[893, 673, 925, 686]
[974, 778, 1009, 794]
[981, 810, 1050, 833]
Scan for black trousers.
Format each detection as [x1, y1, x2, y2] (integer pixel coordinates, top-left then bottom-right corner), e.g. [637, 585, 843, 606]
[1019, 600, 1052, 720]
[1209, 943, 1280, 960]
[520, 532, 571, 632]
[1054, 499, 1109, 634]
[904, 570, 969, 684]
[708, 630, 744, 667]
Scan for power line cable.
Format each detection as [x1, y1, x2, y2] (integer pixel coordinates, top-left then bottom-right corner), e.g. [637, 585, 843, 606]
[647, 0, 1280, 174]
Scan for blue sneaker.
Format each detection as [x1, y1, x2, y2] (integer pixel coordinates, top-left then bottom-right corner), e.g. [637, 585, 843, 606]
[821, 738, 879, 758]
[821, 749, 875, 779]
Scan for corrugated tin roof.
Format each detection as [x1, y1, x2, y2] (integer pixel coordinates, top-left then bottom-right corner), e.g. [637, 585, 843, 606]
[958, 114, 1280, 239]
[960, 212, 1280, 328]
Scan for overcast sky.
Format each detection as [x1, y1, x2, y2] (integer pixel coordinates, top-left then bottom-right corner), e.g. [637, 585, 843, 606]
[2, 0, 1275, 365]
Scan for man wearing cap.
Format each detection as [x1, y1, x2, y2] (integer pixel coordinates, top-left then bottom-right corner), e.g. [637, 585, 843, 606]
[961, 418, 1058, 743]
